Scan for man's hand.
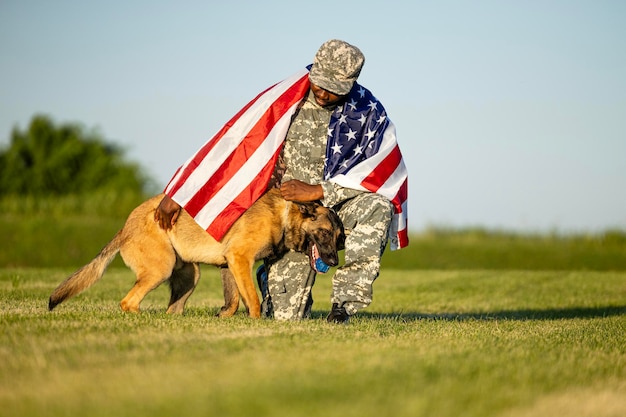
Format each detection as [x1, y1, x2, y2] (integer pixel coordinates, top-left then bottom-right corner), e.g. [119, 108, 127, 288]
[155, 195, 182, 230]
[280, 180, 323, 202]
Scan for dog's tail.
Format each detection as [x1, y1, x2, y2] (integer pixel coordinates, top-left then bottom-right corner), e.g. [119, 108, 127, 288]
[48, 230, 125, 311]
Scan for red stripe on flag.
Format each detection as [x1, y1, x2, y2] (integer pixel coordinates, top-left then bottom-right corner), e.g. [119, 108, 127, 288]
[184, 76, 310, 218]
[391, 179, 409, 249]
[394, 177, 408, 210]
[360, 145, 403, 192]
[206, 145, 283, 239]
[397, 228, 409, 248]
[389, 178, 408, 218]
[166, 85, 275, 197]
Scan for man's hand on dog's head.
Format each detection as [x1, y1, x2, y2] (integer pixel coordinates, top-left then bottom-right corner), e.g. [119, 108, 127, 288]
[280, 180, 324, 202]
[155, 195, 181, 230]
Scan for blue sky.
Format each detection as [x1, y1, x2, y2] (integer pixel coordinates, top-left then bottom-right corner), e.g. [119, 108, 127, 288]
[2, 1, 625, 233]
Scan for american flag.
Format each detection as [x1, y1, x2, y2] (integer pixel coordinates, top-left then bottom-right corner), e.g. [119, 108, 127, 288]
[164, 67, 409, 250]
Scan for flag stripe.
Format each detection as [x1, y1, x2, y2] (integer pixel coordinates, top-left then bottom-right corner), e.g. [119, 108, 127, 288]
[206, 144, 284, 238]
[165, 69, 309, 201]
[388, 179, 409, 250]
[360, 145, 404, 193]
[190, 101, 301, 228]
[167, 69, 309, 218]
[164, 84, 275, 196]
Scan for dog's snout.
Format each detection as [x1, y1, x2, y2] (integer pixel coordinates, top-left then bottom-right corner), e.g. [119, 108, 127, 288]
[320, 249, 339, 267]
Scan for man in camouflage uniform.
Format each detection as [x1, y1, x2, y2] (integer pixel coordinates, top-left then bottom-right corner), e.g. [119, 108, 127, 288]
[261, 39, 394, 323]
[156, 39, 400, 323]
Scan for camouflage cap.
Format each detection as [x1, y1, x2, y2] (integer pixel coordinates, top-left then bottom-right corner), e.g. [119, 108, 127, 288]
[309, 39, 365, 95]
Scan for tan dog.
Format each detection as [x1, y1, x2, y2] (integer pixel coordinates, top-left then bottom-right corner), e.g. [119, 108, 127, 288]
[48, 188, 344, 317]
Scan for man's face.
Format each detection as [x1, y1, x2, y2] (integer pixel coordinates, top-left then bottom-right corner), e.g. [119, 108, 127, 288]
[310, 83, 347, 107]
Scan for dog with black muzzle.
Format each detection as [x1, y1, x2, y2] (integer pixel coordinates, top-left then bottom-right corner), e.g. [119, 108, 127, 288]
[48, 188, 344, 318]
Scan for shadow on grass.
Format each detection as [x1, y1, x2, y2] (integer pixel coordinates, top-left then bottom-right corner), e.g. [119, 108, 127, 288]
[311, 305, 626, 322]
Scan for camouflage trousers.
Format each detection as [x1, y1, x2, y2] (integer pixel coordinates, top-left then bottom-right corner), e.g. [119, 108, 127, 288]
[263, 192, 393, 320]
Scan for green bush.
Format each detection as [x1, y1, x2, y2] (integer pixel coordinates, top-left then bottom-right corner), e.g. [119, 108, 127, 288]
[0, 114, 155, 196]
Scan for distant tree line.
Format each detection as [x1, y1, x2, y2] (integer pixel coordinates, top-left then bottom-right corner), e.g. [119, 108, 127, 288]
[0, 115, 151, 196]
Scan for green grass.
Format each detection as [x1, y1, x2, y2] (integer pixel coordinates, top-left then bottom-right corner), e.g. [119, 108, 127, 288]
[381, 227, 626, 270]
[1, 197, 625, 416]
[1, 267, 624, 417]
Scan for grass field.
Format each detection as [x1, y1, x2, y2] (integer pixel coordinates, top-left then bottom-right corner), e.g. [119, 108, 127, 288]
[1, 266, 624, 417]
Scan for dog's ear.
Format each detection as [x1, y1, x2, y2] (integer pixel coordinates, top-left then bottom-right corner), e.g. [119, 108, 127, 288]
[296, 201, 319, 219]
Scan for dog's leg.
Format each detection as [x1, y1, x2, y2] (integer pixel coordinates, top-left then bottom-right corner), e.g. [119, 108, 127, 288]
[217, 267, 240, 318]
[226, 256, 261, 318]
[166, 262, 200, 314]
[120, 268, 170, 313]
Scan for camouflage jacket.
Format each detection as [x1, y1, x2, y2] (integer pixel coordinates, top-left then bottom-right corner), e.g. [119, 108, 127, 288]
[281, 90, 364, 207]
